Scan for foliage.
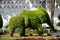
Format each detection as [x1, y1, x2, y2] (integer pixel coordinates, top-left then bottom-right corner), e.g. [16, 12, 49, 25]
[0, 29, 7, 35]
[58, 14, 60, 20]
[18, 25, 25, 36]
[57, 22, 60, 26]
[18, 7, 56, 32]
[9, 7, 56, 36]
[9, 16, 25, 36]
[57, 14, 60, 26]
[0, 29, 3, 35]
[0, 14, 3, 28]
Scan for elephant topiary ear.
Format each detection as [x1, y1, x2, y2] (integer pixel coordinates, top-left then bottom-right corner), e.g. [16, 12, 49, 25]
[0, 14, 3, 28]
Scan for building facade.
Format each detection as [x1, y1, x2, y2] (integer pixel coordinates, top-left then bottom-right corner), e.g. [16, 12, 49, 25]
[0, 0, 60, 30]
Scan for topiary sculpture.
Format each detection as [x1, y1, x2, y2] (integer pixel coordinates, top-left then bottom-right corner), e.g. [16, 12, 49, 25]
[9, 16, 25, 36]
[0, 14, 3, 28]
[9, 7, 56, 36]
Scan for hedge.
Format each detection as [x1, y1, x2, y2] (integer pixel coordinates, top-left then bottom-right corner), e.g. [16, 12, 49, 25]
[0, 14, 3, 28]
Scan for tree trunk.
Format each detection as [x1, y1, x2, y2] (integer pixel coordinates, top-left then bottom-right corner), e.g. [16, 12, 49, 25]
[51, 0, 55, 23]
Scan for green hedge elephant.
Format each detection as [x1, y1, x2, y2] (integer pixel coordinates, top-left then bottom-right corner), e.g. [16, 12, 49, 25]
[9, 7, 56, 36]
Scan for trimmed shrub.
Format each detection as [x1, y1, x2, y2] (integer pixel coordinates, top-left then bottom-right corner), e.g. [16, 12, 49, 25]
[19, 25, 25, 36]
[18, 7, 56, 32]
[9, 7, 56, 36]
[9, 16, 25, 36]
[0, 14, 3, 28]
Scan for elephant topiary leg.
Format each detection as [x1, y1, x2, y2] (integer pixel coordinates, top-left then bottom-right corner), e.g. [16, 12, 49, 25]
[9, 27, 15, 37]
[36, 24, 43, 36]
[18, 25, 25, 36]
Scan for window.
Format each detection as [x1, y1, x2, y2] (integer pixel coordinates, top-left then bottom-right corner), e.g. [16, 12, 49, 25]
[23, 5, 25, 8]
[19, 6, 21, 8]
[7, 1, 9, 4]
[19, 1, 21, 3]
[39, 1, 41, 3]
[0, 6, 2, 8]
[27, 6, 29, 8]
[4, 1, 6, 4]
[12, 1, 13, 4]
[16, 1, 18, 4]
[42, 1, 45, 8]
[35, 5, 37, 8]
[4, 6, 6, 8]
[7, 5, 9, 8]
[15, 6, 18, 8]
[12, 6, 13, 8]
[39, 0, 45, 8]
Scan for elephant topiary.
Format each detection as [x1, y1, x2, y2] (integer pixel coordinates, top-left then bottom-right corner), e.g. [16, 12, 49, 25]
[9, 7, 56, 36]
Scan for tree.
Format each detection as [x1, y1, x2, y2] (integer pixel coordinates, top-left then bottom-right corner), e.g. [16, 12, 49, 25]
[51, 0, 55, 23]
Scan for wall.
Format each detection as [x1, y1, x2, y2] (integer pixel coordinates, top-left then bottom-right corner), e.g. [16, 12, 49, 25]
[0, 0, 60, 30]
[0, 0, 46, 30]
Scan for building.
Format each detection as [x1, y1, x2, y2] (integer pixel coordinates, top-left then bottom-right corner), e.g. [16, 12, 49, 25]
[0, 0, 60, 30]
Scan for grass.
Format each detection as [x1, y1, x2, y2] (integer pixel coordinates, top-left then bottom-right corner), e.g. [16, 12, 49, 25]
[0, 28, 60, 40]
[0, 33, 60, 40]
[0, 37, 16, 40]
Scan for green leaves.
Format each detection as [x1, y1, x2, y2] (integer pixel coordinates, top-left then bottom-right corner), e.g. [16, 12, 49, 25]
[9, 7, 52, 36]
[0, 14, 3, 28]
[58, 14, 60, 20]
[57, 22, 60, 26]
[57, 14, 60, 26]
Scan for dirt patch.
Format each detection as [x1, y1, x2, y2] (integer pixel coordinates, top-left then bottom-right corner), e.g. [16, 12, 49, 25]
[16, 38, 45, 40]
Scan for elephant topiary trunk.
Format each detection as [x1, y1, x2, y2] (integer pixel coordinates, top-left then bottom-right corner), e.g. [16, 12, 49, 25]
[9, 7, 56, 37]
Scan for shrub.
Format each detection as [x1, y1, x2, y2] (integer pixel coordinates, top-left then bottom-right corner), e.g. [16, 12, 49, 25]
[9, 7, 56, 36]
[58, 14, 60, 20]
[0, 29, 3, 35]
[9, 16, 25, 36]
[57, 22, 60, 26]
[0, 14, 3, 28]
[18, 7, 56, 32]
[57, 14, 60, 26]
[0, 29, 7, 35]
[18, 7, 56, 35]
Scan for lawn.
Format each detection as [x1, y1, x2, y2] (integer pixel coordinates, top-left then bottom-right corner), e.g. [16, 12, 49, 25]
[0, 28, 60, 40]
[0, 33, 60, 40]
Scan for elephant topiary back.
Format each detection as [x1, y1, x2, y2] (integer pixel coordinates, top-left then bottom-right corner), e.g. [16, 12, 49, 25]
[18, 7, 56, 32]
[0, 14, 3, 28]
